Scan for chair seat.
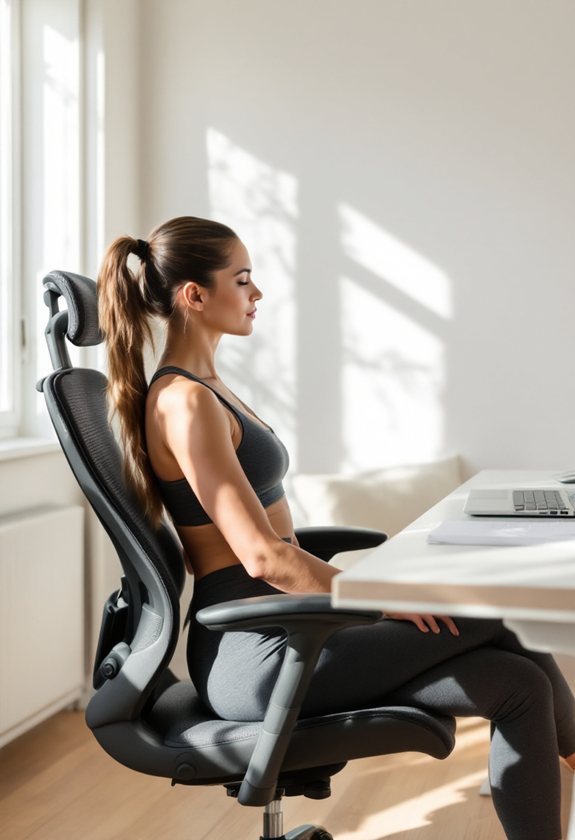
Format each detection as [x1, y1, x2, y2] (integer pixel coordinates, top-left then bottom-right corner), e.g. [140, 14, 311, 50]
[145, 680, 456, 780]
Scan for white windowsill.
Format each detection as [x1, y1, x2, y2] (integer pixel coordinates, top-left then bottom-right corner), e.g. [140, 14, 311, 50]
[0, 436, 60, 462]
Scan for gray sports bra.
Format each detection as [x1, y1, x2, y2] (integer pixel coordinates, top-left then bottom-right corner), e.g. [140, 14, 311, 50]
[148, 366, 290, 526]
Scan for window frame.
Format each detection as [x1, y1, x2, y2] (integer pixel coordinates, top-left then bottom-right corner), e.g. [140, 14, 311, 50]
[0, 0, 21, 438]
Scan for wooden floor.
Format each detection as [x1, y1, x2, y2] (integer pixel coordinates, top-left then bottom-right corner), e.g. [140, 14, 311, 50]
[0, 710, 573, 840]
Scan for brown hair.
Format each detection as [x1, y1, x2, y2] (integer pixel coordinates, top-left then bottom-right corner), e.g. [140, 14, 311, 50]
[97, 216, 238, 526]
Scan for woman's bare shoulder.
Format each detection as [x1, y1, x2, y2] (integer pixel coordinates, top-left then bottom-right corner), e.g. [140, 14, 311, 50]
[151, 374, 220, 417]
[150, 374, 237, 447]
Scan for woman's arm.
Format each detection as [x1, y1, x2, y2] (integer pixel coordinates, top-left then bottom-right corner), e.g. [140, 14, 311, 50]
[157, 380, 339, 593]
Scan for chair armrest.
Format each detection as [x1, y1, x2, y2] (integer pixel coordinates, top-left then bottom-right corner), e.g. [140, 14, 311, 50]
[196, 592, 381, 631]
[197, 593, 382, 807]
[294, 525, 387, 561]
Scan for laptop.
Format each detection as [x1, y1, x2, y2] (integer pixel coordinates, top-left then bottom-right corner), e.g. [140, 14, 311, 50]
[464, 486, 575, 517]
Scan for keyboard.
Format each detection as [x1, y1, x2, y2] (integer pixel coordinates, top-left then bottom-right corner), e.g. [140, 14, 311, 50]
[512, 489, 571, 513]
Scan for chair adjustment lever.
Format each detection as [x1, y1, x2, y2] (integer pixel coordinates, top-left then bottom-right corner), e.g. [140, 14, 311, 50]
[98, 642, 130, 681]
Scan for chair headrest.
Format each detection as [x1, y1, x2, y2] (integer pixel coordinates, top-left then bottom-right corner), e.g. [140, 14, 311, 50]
[43, 270, 102, 347]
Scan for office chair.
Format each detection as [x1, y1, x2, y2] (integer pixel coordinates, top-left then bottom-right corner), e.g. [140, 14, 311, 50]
[38, 270, 456, 840]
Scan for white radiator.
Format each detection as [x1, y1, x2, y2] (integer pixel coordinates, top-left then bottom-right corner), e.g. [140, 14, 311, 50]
[0, 505, 85, 747]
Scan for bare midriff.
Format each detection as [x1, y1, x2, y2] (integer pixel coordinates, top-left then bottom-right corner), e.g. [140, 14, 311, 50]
[175, 494, 296, 580]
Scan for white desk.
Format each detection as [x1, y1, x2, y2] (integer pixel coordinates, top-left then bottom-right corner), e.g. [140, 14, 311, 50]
[332, 469, 575, 835]
[333, 470, 575, 654]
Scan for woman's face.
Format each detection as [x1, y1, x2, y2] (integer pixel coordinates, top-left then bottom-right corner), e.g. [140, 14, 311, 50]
[202, 238, 263, 336]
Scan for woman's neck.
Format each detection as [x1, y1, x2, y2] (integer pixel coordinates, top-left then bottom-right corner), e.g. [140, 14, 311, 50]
[159, 325, 221, 380]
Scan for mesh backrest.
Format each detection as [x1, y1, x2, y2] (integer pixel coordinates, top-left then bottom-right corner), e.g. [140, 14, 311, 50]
[47, 366, 184, 618]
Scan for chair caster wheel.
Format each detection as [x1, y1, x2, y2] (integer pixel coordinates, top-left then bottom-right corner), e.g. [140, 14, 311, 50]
[282, 825, 333, 840]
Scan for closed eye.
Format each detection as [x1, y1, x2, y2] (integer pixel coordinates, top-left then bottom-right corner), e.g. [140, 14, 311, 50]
[234, 267, 252, 282]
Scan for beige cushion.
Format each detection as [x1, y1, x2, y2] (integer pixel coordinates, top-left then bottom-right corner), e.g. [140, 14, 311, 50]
[289, 456, 462, 540]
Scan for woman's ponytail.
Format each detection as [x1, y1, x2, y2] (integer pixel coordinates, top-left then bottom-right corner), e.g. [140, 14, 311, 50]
[97, 216, 238, 529]
[97, 236, 164, 526]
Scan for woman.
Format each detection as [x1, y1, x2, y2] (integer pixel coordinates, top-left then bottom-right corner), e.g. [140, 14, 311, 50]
[98, 215, 575, 840]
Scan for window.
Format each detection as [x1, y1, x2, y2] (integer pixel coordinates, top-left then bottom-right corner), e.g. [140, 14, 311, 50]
[0, 0, 136, 443]
[0, 0, 19, 437]
[0, 0, 84, 442]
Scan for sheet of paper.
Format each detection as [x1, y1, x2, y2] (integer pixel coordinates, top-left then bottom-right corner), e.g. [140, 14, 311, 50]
[427, 518, 575, 546]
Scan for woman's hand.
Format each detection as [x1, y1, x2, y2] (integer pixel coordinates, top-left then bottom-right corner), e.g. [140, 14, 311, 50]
[385, 612, 460, 636]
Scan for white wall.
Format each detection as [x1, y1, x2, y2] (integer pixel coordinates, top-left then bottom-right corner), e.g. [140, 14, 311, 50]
[0, 452, 83, 517]
[138, 0, 575, 478]
[83, 0, 142, 664]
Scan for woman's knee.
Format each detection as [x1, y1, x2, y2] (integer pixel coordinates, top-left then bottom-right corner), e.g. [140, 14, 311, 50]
[487, 654, 554, 723]
[427, 648, 556, 723]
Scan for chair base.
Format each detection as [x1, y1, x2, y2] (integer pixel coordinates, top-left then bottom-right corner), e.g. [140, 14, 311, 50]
[260, 794, 334, 840]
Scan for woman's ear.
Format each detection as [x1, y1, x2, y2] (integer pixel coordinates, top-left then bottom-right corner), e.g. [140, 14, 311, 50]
[180, 281, 205, 311]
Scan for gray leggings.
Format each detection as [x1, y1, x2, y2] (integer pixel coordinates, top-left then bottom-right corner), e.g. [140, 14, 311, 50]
[187, 565, 575, 840]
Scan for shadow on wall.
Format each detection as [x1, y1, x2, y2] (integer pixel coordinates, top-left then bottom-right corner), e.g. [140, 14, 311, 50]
[137, 2, 575, 478]
[205, 128, 454, 477]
